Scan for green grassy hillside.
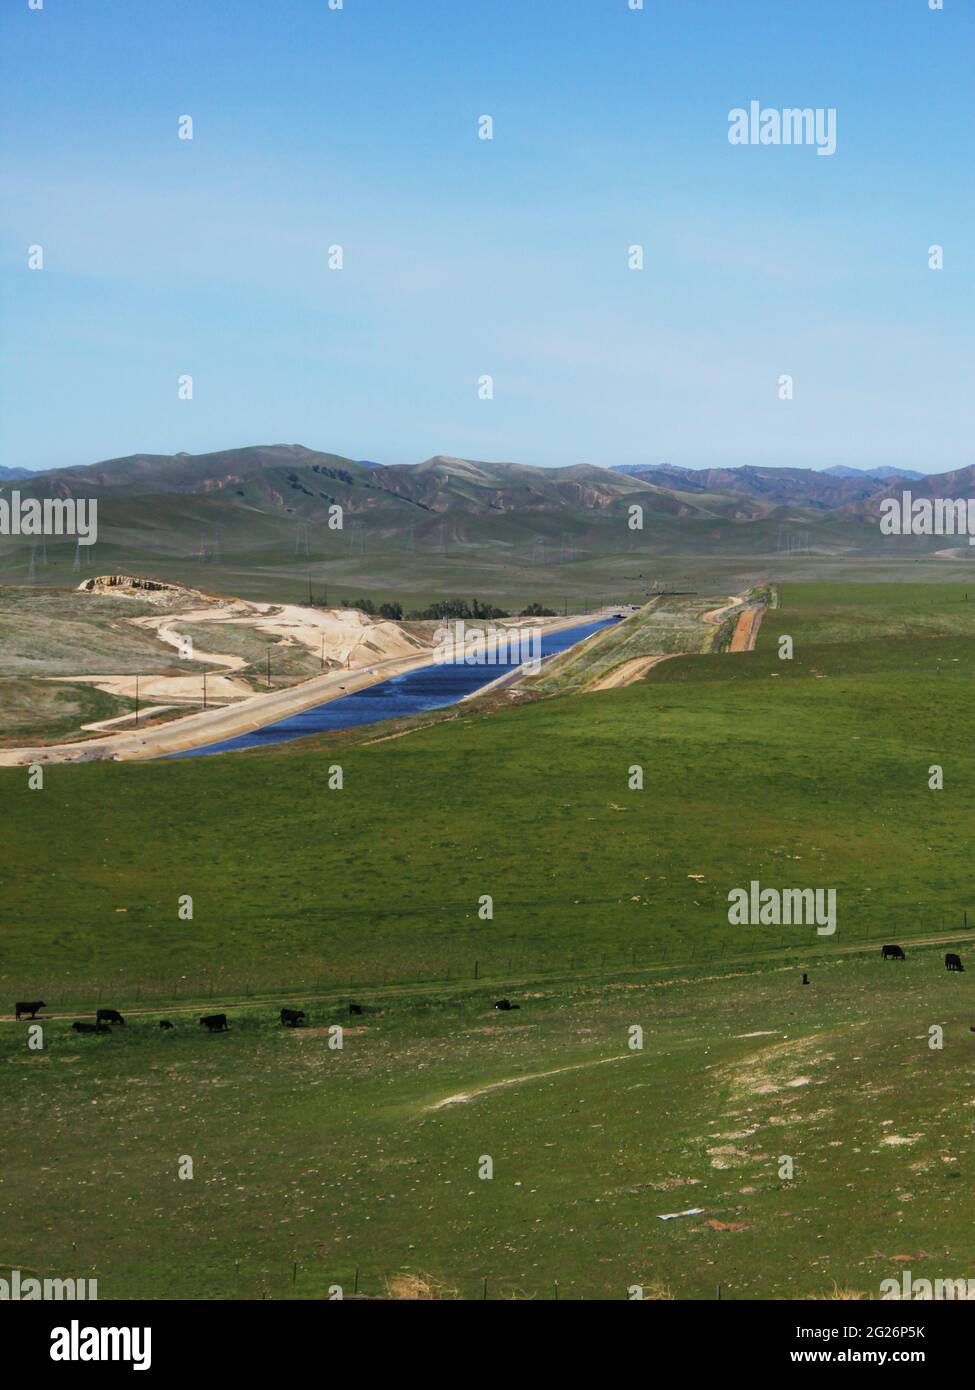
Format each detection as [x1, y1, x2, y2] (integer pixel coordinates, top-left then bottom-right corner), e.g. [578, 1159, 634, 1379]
[3, 582, 973, 1300]
[1, 584, 972, 1004]
[2, 950, 974, 1300]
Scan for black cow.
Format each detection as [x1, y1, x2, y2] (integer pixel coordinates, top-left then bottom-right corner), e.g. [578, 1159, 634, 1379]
[159, 1020, 174, 1029]
[882, 944, 906, 961]
[349, 1003, 363, 1017]
[15, 1000, 45, 1020]
[280, 1008, 305, 1027]
[494, 999, 520, 1011]
[200, 1014, 229, 1032]
[72, 1021, 110, 1034]
[97, 1008, 125, 1025]
[945, 953, 964, 972]
[801, 973, 809, 986]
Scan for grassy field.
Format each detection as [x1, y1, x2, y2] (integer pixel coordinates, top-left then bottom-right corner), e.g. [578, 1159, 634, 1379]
[2, 948, 974, 1300]
[1, 581, 974, 1299]
[2, 510, 970, 614]
[1, 583, 972, 1002]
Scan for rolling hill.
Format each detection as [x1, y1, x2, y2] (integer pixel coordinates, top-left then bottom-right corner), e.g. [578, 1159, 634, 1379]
[1, 447, 972, 605]
[610, 463, 922, 510]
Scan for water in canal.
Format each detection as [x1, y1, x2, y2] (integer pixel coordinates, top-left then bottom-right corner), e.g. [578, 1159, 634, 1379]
[177, 617, 616, 757]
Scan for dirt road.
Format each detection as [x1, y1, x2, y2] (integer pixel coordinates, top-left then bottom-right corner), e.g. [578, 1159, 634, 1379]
[728, 606, 765, 652]
[585, 653, 680, 691]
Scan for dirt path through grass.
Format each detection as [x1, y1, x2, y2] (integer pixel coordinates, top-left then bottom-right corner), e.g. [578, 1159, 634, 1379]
[729, 606, 764, 651]
[586, 653, 680, 690]
[427, 1053, 633, 1110]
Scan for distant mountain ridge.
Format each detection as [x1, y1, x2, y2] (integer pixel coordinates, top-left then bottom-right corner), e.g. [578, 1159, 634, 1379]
[608, 463, 930, 511]
[823, 465, 925, 481]
[4, 445, 972, 569]
[8, 449, 939, 502]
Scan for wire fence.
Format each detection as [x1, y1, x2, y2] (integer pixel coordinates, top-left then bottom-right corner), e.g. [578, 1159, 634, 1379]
[9, 904, 973, 1014]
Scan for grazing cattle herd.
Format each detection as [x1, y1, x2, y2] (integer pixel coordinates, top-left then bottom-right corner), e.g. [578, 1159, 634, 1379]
[7, 994, 512, 1037]
[6, 997, 468, 1035]
[878, 946, 964, 972]
[6, 948, 973, 1039]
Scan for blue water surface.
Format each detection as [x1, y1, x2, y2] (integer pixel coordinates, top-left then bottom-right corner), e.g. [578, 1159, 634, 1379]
[177, 618, 617, 757]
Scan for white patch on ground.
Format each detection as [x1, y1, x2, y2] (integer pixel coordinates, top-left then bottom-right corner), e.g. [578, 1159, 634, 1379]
[428, 1053, 631, 1111]
[707, 1144, 750, 1169]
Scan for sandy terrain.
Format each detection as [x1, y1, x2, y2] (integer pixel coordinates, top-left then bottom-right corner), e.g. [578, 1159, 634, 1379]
[131, 600, 427, 669]
[33, 581, 433, 711]
[49, 671, 253, 704]
[132, 607, 250, 669]
[45, 592, 431, 707]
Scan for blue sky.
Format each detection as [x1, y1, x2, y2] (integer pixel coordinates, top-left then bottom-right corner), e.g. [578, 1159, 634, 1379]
[2, 0, 972, 474]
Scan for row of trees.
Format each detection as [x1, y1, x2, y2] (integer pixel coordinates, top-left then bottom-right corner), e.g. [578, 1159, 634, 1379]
[343, 597, 407, 620]
[340, 597, 558, 621]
